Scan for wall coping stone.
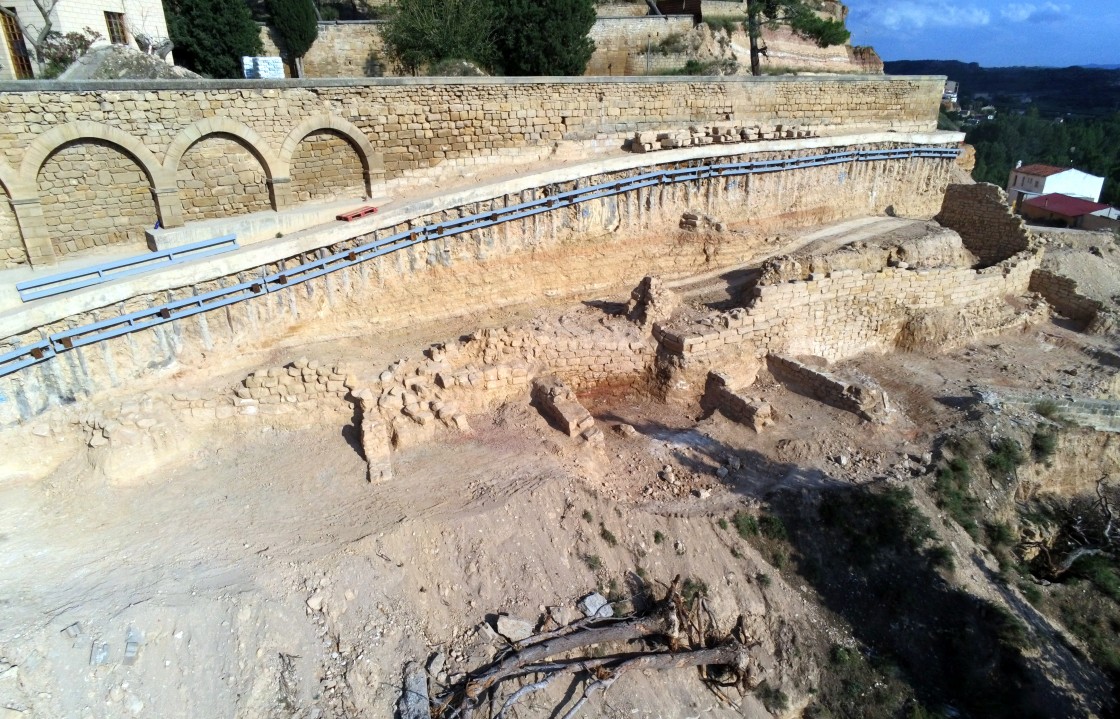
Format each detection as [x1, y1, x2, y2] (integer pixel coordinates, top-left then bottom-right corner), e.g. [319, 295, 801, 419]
[0, 73, 947, 93]
[0, 130, 963, 340]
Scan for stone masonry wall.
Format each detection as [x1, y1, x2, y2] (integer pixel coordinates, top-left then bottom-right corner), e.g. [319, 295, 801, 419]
[1029, 269, 1105, 326]
[259, 22, 387, 79]
[290, 130, 367, 203]
[37, 140, 158, 256]
[935, 183, 1032, 267]
[0, 75, 943, 265]
[587, 17, 695, 75]
[654, 250, 1041, 363]
[176, 136, 272, 223]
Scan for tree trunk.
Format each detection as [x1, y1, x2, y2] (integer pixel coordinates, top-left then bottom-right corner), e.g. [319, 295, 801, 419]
[746, 1, 762, 76]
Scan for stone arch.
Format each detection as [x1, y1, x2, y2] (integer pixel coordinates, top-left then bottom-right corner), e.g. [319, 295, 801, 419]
[163, 117, 279, 182]
[165, 119, 280, 222]
[35, 139, 160, 257]
[20, 121, 173, 190]
[277, 115, 377, 199]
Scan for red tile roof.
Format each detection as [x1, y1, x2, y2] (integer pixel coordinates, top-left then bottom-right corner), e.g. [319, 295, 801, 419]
[1023, 193, 1109, 218]
[1015, 164, 1069, 177]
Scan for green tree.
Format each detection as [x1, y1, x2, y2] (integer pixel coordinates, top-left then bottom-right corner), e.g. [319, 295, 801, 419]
[166, 0, 263, 78]
[492, 0, 596, 76]
[744, 0, 850, 76]
[381, 0, 499, 75]
[266, 0, 319, 77]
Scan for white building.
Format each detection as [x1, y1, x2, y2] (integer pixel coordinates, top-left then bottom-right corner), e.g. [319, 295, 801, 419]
[0, 0, 170, 80]
[1007, 163, 1105, 208]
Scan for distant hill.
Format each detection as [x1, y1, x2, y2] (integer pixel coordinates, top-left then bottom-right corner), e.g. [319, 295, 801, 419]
[883, 60, 1120, 117]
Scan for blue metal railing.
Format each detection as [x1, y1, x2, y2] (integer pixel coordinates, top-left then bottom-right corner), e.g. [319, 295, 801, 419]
[0, 145, 960, 379]
[15, 234, 239, 303]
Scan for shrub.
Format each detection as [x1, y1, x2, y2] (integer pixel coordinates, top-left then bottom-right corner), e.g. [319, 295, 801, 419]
[599, 524, 618, 547]
[167, 0, 264, 78]
[756, 572, 772, 587]
[581, 510, 593, 523]
[733, 511, 759, 539]
[927, 544, 955, 571]
[934, 459, 981, 537]
[653, 530, 666, 545]
[654, 32, 689, 54]
[760, 515, 789, 541]
[985, 438, 1026, 474]
[717, 518, 729, 531]
[39, 28, 101, 78]
[704, 15, 742, 35]
[1034, 399, 1061, 420]
[1031, 429, 1058, 461]
[1069, 554, 1120, 602]
[755, 681, 790, 713]
[581, 553, 602, 571]
[681, 577, 708, 605]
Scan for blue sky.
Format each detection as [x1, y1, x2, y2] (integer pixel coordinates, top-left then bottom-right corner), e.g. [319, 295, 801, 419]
[846, 1, 1120, 67]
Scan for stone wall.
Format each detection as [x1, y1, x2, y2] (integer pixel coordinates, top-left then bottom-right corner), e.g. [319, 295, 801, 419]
[176, 136, 272, 223]
[259, 22, 387, 79]
[587, 16, 695, 75]
[1029, 269, 1105, 326]
[37, 140, 158, 256]
[984, 388, 1120, 434]
[0, 139, 959, 424]
[765, 353, 886, 421]
[654, 249, 1041, 363]
[0, 75, 944, 265]
[935, 183, 1032, 266]
[289, 130, 368, 203]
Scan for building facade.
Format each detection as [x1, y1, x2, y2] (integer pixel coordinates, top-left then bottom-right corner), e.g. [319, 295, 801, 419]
[1007, 163, 1105, 209]
[0, 0, 170, 80]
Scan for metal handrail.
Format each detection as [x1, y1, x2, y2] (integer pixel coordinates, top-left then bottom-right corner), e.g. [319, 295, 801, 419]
[0, 146, 960, 379]
[15, 234, 239, 303]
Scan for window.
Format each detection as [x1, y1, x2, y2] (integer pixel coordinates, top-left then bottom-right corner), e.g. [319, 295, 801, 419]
[104, 11, 127, 45]
[2, 8, 34, 79]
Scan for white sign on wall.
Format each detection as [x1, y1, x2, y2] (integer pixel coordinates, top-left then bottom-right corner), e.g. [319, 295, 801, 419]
[242, 57, 286, 79]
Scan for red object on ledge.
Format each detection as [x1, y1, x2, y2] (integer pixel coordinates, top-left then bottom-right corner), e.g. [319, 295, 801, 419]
[337, 206, 379, 222]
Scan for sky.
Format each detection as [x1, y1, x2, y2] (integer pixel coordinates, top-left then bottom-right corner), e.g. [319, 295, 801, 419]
[845, 0, 1120, 67]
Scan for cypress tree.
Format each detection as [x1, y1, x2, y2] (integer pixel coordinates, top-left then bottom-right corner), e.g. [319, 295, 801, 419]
[492, 0, 596, 76]
[166, 0, 264, 78]
[266, 0, 319, 77]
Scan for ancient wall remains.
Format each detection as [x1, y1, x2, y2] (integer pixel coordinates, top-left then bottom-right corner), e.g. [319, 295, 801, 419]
[654, 249, 1041, 364]
[0, 75, 944, 265]
[587, 16, 695, 75]
[935, 183, 1032, 266]
[1029, 270, 1105, 326]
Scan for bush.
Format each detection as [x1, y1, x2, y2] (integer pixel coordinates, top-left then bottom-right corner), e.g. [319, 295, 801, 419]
[985, 438, 1026, 474]
[756, 572, 772, 587]
[492, 0, 596, 75]
[581, 510, 593, 523]
[1031, 429, 1058, 460]
[760, 515, 788, 541]
[733, 511, 759, 539]
[1034, 399, 1061, 420]
[927, 544, 955, 571]
[717, 518, 729, 531]
[654, 32, 689, 54]
[381, 0, 499, 74]
[1069, 554, 1120, 602]
[934, 458, 981, 537]
[599, 524, 618, 547]
[653, 530, 666, 545]
[39, 28, 101, 78]
[703, 15, 742, 35]
[167, 0, 264, 78]
[755, 681, 790, 713]
[681, 577, 708, 605]
[581, 553, 602, 571]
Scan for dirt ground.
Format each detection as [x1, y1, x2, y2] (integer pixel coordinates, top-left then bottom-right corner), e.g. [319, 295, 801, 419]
[2, 218, 1119, 719]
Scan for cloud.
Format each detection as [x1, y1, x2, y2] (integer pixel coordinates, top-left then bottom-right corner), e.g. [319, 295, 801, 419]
[1000, 3, 1069, 23]
[850, 1, 991, 31]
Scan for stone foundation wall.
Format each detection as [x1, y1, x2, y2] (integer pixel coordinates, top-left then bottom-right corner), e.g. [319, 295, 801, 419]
[765, 354, 886, 421]
[290, 130, 368, 203]
[38, 141, 158, 256]
[935, 183, 1032, 266]
[259, 22, 387, 79]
